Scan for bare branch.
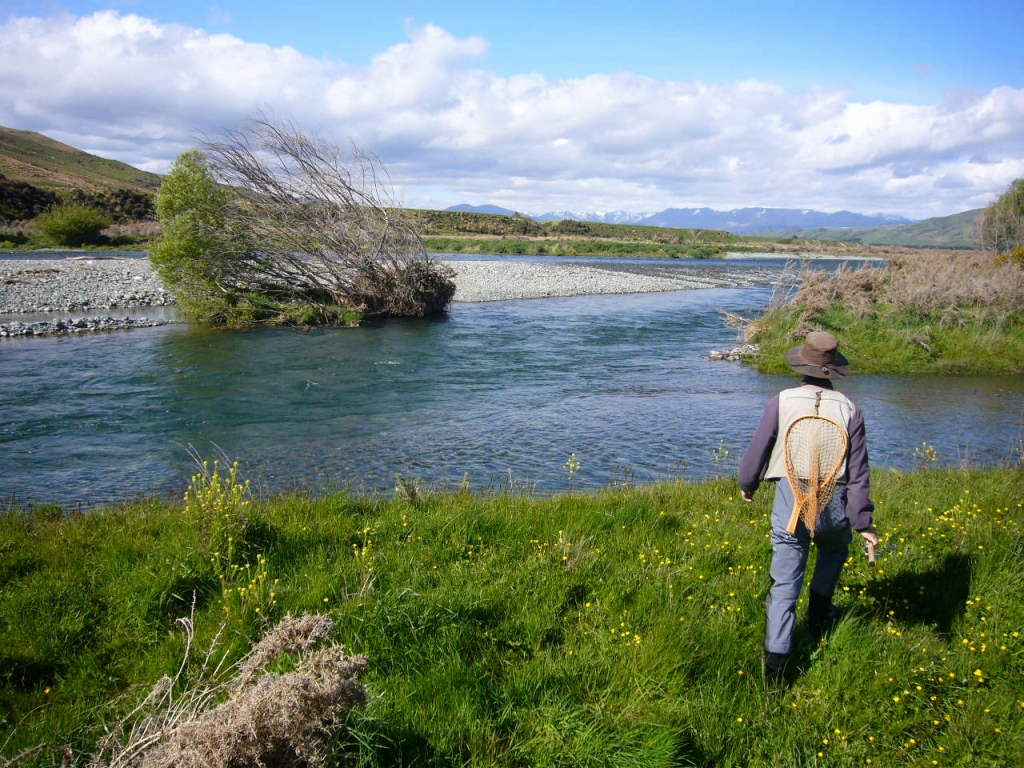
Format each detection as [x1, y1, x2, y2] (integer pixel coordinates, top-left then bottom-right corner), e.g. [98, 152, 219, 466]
[156, 116, 454, 323]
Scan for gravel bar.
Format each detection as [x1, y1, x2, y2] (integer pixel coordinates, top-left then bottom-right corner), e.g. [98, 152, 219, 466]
[445, 259, 767, 302]
[1, 256, 773, 334]
[0, 257, 173, 314]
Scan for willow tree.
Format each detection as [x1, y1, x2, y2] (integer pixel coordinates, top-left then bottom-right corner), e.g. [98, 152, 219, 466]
[977, 177, 1024, 261]
[150, 118, 455, 325]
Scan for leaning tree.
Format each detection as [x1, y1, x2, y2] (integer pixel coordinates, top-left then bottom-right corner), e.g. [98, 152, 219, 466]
[150, 118, 455, 325]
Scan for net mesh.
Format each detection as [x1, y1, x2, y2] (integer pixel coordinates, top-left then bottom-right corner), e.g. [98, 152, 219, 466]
[783, 415, 849, 536]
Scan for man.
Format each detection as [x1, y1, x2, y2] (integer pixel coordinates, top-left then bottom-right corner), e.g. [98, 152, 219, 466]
[737, 331, 879, 684]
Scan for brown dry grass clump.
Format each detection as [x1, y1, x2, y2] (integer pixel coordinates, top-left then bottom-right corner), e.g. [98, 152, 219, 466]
[91, 614, 367, 768]
[785, 250, 1024, 334]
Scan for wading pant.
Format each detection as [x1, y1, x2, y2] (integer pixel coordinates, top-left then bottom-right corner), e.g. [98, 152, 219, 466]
[764, 479, 852, 656]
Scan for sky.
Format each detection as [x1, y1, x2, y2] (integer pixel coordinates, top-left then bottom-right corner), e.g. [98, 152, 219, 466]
[1, 1, 1022, 219]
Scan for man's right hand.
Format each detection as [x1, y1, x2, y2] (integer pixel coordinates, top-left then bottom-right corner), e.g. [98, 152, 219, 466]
[858, 526, 879, 548]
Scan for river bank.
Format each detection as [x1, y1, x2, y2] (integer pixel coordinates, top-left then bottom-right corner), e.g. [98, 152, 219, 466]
[740, 249, 1024, 376]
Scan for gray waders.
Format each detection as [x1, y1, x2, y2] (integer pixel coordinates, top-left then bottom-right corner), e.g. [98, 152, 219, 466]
[764, 478, 852, 679]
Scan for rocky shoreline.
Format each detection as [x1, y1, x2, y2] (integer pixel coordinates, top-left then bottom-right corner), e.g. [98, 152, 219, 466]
[0, 315, 171, 337]
[1, 255, 772, 337]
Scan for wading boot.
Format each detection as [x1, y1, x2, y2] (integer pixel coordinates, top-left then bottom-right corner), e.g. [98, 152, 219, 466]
[807, 590, 842, 642]
[764, 651, 790, 688]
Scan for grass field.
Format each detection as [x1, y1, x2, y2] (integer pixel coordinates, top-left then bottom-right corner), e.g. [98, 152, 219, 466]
[2, 460, 1022, 767]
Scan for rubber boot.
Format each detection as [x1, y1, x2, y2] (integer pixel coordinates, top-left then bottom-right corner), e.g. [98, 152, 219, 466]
[764, 651, 790, 687]
[807, 590, 841, 641]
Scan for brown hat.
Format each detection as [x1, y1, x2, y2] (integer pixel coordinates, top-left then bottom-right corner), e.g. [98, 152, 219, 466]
[785, 331, 849, 378]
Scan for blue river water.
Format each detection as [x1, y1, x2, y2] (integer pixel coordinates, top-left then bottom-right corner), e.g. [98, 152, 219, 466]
[1, 256, 1022, 509]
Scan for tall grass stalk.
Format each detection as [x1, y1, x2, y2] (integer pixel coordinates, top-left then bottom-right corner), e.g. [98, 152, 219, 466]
[2, 468, 1022, 766]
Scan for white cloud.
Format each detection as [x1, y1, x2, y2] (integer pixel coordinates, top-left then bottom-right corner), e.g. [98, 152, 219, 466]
[1, 11, 1022, 218]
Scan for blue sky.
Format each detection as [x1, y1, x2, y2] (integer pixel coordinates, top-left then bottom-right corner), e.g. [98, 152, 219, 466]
[2, 0, 1022, 217]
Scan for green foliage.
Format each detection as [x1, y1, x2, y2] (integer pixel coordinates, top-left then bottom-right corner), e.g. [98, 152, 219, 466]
[0, 231, 30, 247]
[421, 236, 729, 259]
[59, 187, 154, 223]
[978, 178, 1024, 255]
[149, 125, 453, 324]
[409, 208, 741, 249]
[2, 468, 1023, 766]
[0, 173, 59, 223]
[33, 203, 110, 246]
[148, 150, 233, 321]
[181, 460, 278, 626]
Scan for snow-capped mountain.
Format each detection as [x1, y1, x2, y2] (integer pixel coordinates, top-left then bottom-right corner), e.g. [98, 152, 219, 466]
[640, 207, 914, 232]
[532, 210, 654, 224]
[444, 204, 914, 232]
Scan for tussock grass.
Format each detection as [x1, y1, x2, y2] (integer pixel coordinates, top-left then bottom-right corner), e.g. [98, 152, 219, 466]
[2, 468, 1023, 767]
[90, 613, 366, 768]
[743, 251, 1024, 375]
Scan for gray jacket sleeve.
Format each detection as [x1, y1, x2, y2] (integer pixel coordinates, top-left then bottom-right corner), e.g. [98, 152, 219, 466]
[844, 407, 874, 531]
[737, 395, 780, 494]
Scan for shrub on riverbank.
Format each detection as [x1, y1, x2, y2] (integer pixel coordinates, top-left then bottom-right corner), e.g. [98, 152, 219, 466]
[740, 250, 1024, 375]
[34, 204, 111, 248]
[2, 466, 1022, 767]
[150, 119, 456, 326]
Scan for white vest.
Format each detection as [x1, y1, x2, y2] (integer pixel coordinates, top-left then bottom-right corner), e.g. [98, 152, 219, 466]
[764, 386, 854, 481]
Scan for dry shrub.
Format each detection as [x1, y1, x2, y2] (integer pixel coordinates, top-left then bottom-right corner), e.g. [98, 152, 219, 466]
[92, 614, 367, 768]
[785, 263, 886, 333]
[884, 251, 1024, 320]
[781, 251, 1022, 331]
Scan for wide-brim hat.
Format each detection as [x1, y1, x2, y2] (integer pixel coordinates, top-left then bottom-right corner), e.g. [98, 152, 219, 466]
[785, 331, 849, 378]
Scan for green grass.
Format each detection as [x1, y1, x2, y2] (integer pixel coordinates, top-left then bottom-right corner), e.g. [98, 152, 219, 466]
[421, 235, 733, 258]
[747, 303, 1024, 375]
[2, 465, 1023, 767]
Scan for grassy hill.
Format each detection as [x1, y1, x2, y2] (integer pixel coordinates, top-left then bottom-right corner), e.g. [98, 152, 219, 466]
[748, 209, 981, 250]
[0, 126, 162, 193]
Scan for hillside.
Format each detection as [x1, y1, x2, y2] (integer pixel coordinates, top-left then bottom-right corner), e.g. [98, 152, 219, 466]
[748, 209, 981, 249]
[406, 208, 748, 257]
[0, 125, 162, 193]
[446, 203, 983, 249]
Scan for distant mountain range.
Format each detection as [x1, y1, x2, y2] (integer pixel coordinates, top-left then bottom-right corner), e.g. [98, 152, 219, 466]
[446, 203, 914, 233]
[446, 202, 981, 249]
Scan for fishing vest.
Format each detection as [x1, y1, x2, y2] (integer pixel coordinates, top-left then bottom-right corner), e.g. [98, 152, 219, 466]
[764, 385, 855, 481]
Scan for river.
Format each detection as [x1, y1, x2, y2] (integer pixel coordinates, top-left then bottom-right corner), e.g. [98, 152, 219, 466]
[1, 256, 1022, 509]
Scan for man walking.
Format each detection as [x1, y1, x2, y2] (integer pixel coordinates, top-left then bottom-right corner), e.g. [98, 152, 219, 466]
[738, 331, 879, 684]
